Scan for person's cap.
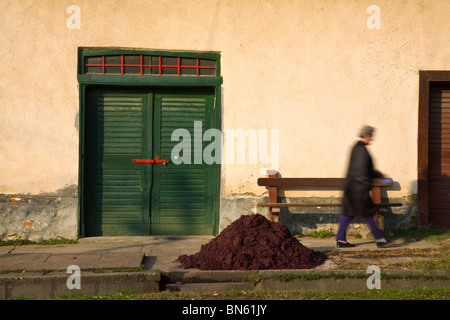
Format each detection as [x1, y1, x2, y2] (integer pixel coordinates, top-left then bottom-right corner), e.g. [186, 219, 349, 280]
[359, 125, 375, 138]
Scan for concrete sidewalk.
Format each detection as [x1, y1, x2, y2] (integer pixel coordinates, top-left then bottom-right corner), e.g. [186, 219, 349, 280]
[0, 236, 441, 272]
[0, 235, 214, 273]
[0, 236, 448, 299]
[0, 236, 212, 299]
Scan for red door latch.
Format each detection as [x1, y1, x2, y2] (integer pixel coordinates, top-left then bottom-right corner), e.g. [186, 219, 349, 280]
[133, 157, 170, 165]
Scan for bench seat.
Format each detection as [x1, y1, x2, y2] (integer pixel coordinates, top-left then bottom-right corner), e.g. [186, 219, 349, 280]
[257, 202, 403, 208]
[256, 174, 403, 229]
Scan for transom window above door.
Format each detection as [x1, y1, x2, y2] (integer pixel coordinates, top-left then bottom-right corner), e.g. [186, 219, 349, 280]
[84, 54, 217, 76]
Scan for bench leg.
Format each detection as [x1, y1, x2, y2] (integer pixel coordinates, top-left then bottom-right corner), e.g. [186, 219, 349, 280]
[268, 187, 277, 222]
[371, 186, 384, 230]
[269, 208, 276, 222]
[267, 172, 279, 222]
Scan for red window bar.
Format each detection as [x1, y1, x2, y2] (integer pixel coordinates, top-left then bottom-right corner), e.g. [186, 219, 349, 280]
[85, 55, 216, 76]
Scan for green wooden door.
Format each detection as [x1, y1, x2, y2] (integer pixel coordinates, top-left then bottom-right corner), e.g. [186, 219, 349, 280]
[151, 90, 216, 235]
[84, 87, 216, 236]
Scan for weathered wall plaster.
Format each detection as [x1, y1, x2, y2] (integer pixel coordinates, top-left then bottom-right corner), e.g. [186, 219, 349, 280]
[0, 1, 448, 238]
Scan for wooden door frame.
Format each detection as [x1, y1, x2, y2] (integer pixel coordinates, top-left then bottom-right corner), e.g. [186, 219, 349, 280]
[418, 71, 450, 227]
[77, 48, 222, 237]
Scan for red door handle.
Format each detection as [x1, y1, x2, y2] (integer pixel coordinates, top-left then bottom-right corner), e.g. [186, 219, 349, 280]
[133, 157, 170, 165]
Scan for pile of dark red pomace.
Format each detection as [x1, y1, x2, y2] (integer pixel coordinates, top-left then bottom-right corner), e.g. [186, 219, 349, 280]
[176, 214, 327, 270]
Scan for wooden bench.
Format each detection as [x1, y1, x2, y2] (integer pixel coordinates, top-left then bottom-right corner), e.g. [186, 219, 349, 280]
[257, 172, 403, 229]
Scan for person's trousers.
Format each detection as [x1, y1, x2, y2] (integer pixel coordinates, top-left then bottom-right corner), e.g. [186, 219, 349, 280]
[336, 214, 384, 241]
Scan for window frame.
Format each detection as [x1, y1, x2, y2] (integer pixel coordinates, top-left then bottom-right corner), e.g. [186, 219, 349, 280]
[78, 48, 222, 86]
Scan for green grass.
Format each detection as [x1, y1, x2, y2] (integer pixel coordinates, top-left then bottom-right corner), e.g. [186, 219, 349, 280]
[248, 271, 449, 282]
[296, 227, 450, 242]
[388, 227, 450, 242]
[297, 286, 450, 300]
[309, 230, 335, 238]
[0, 237, 78, 246]
[249, 271, 367, 282]
[408, 250, 450, 270]
[49, 286, 449, 300]
[92, 264, 146, 273]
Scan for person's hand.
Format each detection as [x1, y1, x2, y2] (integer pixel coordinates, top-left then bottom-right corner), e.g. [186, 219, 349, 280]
[374, 170, 384, 178]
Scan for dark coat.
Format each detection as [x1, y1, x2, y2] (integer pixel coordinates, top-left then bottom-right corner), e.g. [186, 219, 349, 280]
[342, 141, 381, 217]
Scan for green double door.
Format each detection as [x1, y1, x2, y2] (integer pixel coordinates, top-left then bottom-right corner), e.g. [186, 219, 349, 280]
[84, 87, 217, 236]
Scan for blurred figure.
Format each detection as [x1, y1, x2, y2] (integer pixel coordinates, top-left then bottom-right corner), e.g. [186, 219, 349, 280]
[337, 125, 388, 248]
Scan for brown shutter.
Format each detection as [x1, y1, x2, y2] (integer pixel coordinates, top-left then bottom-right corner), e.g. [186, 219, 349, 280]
[428, 85, 450, 227]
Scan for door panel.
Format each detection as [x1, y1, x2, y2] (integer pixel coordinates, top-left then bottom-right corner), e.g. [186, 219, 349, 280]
[85, 88, 152, 236]
[151, 90, 215, 234]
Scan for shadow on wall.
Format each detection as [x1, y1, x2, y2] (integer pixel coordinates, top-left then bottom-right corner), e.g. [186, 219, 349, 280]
[259, 172, 417, 236]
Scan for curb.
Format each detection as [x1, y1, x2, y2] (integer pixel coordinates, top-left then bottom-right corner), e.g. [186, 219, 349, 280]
[163, 269, 450, 293]
[167, 278, 450, 293]
[1, 268, 448, 299]
[0, 271, 160, 300]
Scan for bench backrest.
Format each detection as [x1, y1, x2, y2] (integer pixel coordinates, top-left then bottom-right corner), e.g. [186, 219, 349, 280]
[257, 177, 393, 188]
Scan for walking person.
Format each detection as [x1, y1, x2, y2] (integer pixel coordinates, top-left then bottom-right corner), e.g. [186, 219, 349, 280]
[336, 125, 389, 248]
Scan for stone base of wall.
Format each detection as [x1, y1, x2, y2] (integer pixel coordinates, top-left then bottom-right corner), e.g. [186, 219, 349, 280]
[220, 195, 418, 239]
[0, 185, 78, 242]
[0, 189, 417, 241]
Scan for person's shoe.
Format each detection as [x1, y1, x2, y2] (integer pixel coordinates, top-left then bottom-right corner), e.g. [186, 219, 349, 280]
[376, 238, 389, 248]
[336, 240, 355, 248]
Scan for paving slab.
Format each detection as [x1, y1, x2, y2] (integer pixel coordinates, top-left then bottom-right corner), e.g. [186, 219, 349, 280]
[31, 252, 144, 271]
[0, 253, 40, 271]
[0, 252, 144, 272]
[10, 243, 145, 254]
[0, 246, 15, 254]
[142, 238, 211, 272]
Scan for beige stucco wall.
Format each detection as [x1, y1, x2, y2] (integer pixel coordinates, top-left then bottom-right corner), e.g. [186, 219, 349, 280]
[1, 0, 450, 202]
